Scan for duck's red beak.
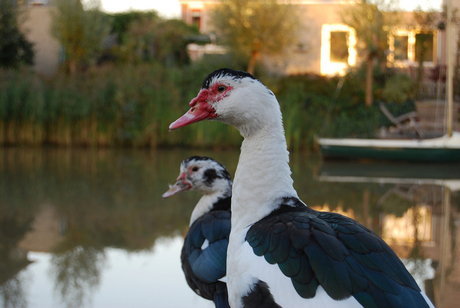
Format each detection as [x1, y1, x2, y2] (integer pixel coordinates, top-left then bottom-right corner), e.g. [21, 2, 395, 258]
[169, 91, 216, 131]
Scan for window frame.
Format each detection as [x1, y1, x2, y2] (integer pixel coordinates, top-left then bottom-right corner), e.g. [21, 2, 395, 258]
[387, 28, 438, 68]
[321, 24, 357, 76]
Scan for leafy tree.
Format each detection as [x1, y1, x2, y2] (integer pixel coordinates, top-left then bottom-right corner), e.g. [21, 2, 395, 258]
[211, 0, 300, 75]
[51, 0, 110, 74]
[0, 0, 34, 68]
[152, 19, 199, 66]
[341, 0, 399, 106]
[413, 8, 440, 97]
[113, 14, 198, 66]
[109, 11, 160, 45]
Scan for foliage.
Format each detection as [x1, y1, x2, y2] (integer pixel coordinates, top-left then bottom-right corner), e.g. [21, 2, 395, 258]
[107, 12, 198, 66]
[275, 69, 417, 148]
[109, 11, 160, 44]
[152, 19, 199, 66]
[51, 0, 110, 74]
[413, 9, 441, 96]
[341, 0, 398, 61]
[340, 0, 400, 106]
[0, 56, 417, 150]
[0, 63, 242, 148]
[210, 0, 300, 74]
[382, 73, 417, 104]
[0, 0, 34, 68]
[114, 17, 198, 66]
[276, 73, 364, 147]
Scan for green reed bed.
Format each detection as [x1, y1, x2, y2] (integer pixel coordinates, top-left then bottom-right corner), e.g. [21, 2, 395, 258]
[0, 65, 415, 150]
[0, 64, 243, 148]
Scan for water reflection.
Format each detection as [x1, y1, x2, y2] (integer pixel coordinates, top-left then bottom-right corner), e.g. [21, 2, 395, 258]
[0, 147, 236, 308]
[50, 246, 105, 308]
[0, 186, 34, 308]
[317, 161, 460, 308]
[0, 148, 459, 307]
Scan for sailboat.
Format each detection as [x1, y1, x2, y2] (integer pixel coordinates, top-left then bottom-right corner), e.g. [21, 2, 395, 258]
[318, 133, 460, 162]
[318, 2, 460, 163]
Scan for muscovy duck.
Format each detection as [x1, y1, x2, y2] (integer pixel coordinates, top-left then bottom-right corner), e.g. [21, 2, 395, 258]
[162, 156, 232, 308]
[169, 68, 435, 308]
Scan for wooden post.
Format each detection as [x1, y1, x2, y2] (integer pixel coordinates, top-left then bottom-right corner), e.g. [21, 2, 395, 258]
[447, 0, 453, 137]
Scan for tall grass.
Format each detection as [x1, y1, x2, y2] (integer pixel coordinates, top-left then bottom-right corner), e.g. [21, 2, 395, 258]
[0, 64, 243, 148]
[0, 63, 416, 150]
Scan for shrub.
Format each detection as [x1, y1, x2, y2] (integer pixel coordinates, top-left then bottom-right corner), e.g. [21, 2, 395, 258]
[382, 74, 417, 104]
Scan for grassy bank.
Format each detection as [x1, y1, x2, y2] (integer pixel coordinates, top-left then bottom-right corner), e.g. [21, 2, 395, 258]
[0, 64, 242, 148]
[0, 63, 415, 150]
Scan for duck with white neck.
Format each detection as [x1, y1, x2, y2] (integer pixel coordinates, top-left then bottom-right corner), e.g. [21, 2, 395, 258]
[169, 68, 435, 308]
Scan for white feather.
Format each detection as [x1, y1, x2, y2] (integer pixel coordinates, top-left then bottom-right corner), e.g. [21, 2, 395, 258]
[201, 239, 209, 250]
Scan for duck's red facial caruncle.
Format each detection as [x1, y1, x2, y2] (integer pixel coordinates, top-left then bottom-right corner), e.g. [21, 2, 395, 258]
[169, 83, 233, 130]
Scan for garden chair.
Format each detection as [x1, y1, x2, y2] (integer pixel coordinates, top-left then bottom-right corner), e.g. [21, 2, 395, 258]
[378, 102, 424, 138]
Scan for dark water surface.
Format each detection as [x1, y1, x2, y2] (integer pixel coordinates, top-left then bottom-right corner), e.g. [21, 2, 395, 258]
[1, 147, 459, 308]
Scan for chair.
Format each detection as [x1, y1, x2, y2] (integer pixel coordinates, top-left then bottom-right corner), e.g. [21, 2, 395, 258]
[378, 102, 424, 138]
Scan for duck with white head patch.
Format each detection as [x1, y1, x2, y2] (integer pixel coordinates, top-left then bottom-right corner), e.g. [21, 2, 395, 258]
[163, 156, 232, 308]
[169, 69, 435, 308]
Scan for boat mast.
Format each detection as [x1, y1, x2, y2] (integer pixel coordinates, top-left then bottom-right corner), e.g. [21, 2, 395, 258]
[446, 0, 453, 137]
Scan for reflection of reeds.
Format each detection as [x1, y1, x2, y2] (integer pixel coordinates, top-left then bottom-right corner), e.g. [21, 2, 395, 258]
[1, 147, 232, 252]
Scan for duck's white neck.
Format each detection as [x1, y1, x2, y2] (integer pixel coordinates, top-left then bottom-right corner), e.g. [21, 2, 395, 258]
[190, 193, 223, 226]
[231, 120, 298, 229]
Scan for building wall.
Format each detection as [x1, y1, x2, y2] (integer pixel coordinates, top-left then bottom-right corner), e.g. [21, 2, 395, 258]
[271, 3, 355, 75]
[179, 0, 358, 75]
[18, 203, 63, 253]
[180, 0, 216, 33]
[179, 1, 448, 77]
[440, 0, 460, 67]
[20, 6, 60, 77]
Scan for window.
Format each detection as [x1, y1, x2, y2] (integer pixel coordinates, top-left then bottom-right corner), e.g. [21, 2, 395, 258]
[330, 31, 349, 63]
[415, 33, 434, 63]
[388, 29, 437, 67]
[192, 10, 201, 30]
[394, 35, 408, 60]
[321, 24, 356, 76]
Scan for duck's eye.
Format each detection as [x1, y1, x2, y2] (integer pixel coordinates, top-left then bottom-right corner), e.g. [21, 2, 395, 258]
[217, 85, 226, 93]
[192, 166, 199, 172]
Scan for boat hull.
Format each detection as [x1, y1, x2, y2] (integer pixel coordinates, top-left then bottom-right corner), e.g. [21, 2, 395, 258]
[318, 133, 460, 162]
[320, 144, 460, 162]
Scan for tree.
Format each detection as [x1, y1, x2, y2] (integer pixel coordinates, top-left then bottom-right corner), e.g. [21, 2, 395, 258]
[111, 12, 198, 66]
[109, 11, 160, 45]
[211, 0, 300, 75]
[151, 19, 199, 66]
[51, 0, 109, 74]
[0, 0, 34, 68]
[413, 8, 440, 97]
[341, 0, 399, 106]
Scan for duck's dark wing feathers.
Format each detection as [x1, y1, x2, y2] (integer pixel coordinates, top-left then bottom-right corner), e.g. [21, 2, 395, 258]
[245, 197, 430, 308]
[181, 209, 231, 307]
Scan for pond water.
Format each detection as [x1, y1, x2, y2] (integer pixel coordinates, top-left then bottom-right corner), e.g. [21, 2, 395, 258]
[1, 147, 459, 308]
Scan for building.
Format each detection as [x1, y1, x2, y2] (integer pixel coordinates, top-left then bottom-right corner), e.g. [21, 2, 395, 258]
[179, 0, 450, 77]
[19, 0, 457, 79]
[20, 2, 61, 77]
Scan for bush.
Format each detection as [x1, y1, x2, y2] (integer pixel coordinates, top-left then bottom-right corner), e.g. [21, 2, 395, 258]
[0, 63, 243, 148]
[382, 74, 417, 104]
[0, 58, 418, 150]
